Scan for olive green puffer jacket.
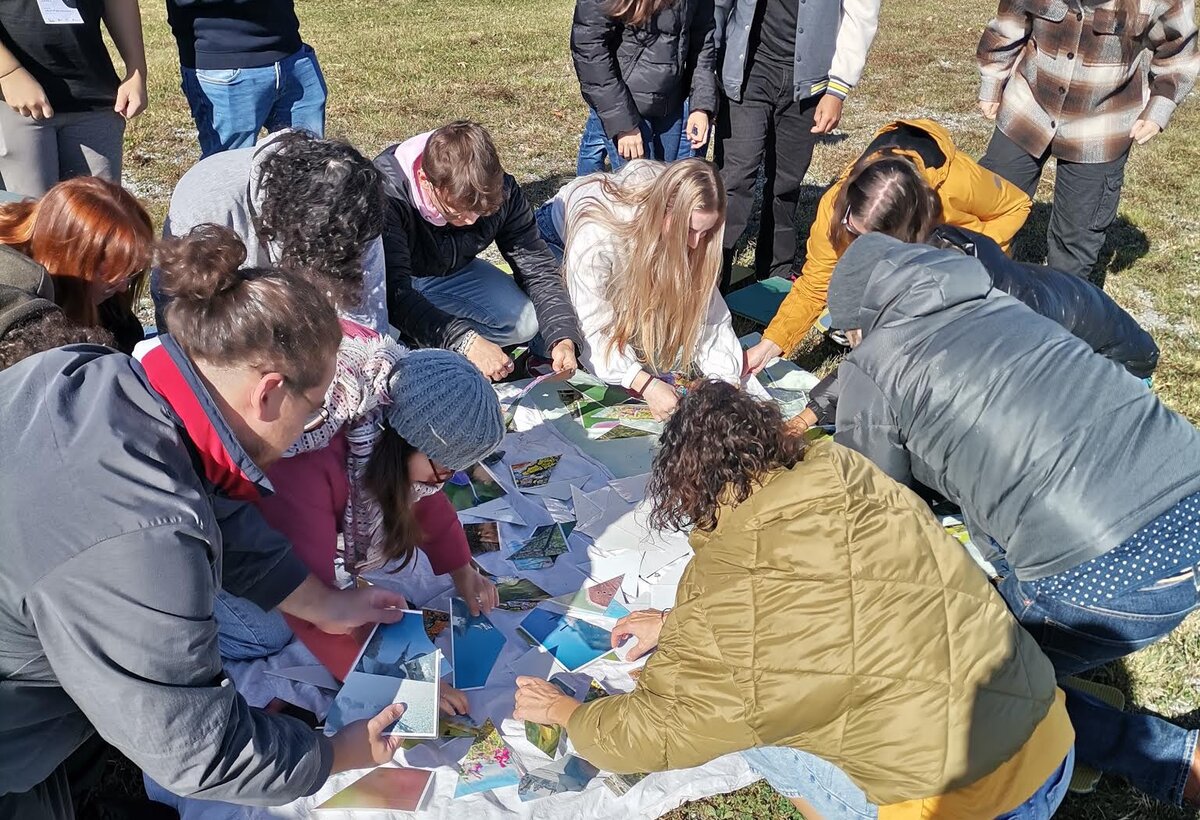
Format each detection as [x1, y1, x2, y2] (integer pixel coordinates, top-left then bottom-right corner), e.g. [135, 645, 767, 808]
[567, 438, 1060, 804]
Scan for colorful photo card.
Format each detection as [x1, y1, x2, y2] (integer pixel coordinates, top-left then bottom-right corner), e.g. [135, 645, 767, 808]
[507, 524, 570, 571]
[523, 677, 574, 759]
[604, 771, 647, 797]
[315, 766, 435, 812]
[557, 382, 662, 440]
[510, 454, 562, 489]
[453, 719, 520, 798]
[443, 463, 508, 513]
[463, 521, 501, 556]
[516, 608, 613, 672]
[450, 597, 507, 690]
[479, 569, 552, 612]
[543, 575, 629, 620]
[325, 611, 442, 738]
[518, 755, 601, 802]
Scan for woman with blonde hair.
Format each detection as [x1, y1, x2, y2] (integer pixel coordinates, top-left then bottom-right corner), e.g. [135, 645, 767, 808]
[0, 176, 153, 352]
[537, 158, 764, 419]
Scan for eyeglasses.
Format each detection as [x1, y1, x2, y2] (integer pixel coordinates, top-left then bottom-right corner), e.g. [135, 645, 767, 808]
[302, 404, 331, 433]
[425, 453, 455, 484]
[842, 204, 862, 237]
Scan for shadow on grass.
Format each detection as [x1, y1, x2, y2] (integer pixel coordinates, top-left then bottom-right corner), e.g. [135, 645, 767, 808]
[1010, 202, 1151, 289]
[524, 170, 577, 208]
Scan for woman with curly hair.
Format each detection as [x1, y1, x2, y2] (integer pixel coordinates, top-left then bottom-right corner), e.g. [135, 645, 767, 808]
[0, 176, 153, 352]
[514, 378, 1075, 820]
[158, 129, 386, 331]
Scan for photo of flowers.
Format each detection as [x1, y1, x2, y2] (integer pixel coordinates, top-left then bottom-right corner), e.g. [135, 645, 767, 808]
[453, 719, 520, 798]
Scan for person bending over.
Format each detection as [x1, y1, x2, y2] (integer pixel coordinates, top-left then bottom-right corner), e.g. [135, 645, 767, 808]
[538, 158, 767, 419]
[744, 119, 1031, 368]
[161, 129, 388, 332]
[514, 379, 1073, 819]
[827, 232, 1200, 809]
[0, 176, 153, 352]
[0, 225, 412, 818]
[374, 120, 583, 382]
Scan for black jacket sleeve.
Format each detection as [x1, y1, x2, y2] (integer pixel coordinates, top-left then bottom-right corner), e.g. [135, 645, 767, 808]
[572, 0, 642, 138]
[495, 178, 584, 352]
[685, 0, 719, 114]
[380, 196, 475, 349]
[963, 229, 1160, 379]
[211, 496, 310, 611]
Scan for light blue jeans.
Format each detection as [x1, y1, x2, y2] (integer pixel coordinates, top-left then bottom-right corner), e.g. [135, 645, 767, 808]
[412, 257, 540, 346]
[180, 44, 327, 158]
[214, 590, 293, 661]
[742, 746, 1074, 820]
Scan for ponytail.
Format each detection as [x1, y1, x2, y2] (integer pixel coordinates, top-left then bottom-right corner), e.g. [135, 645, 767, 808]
[157, 224, 342, 391]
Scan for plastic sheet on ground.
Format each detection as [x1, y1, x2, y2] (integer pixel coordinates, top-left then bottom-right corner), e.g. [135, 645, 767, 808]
[147, 355, 819, 820]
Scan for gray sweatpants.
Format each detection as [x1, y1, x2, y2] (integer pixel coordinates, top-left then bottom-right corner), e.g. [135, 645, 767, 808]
[0, 106, 125, 197]
[980, 127, 1129, 286]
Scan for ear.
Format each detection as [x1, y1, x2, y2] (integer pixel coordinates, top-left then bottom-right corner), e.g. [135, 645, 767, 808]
[250, 372, 288, 423]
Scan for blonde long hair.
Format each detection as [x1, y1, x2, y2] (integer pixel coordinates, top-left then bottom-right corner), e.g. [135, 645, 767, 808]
[565, 159, 726, 375]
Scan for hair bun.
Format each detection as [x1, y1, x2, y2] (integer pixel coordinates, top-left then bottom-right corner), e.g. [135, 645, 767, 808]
[156, 224, 249, 302]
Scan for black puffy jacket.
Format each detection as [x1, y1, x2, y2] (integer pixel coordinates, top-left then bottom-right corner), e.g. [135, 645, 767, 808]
[805, 224, 1160, 424]
[571, 0, 718, 139]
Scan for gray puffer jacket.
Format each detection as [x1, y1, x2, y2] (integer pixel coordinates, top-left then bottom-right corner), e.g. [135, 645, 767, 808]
[572, 0, 718, 139]
[832, 236, 1200, 581]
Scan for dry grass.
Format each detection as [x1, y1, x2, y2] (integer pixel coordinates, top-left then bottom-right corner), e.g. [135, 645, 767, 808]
[112, 0, 1199, 817]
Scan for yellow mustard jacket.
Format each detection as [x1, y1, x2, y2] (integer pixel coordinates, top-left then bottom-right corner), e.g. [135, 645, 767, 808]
[567, 438, 1068, 807]
[762, 119, 1032, 353]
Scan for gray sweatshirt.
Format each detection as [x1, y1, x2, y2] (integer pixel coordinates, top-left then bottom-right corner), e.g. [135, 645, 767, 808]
[0, 342, 331, 806]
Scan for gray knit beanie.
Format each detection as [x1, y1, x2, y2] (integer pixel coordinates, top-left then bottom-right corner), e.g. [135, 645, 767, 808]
[827, 232, 903, 330]
[384, 349, 504, 470]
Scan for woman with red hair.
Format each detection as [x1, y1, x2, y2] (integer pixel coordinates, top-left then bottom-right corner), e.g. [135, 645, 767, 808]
[0, 176, 153, 352]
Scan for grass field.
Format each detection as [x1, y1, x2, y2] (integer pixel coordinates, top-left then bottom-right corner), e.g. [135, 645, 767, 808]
[112, 0, 1200, 817]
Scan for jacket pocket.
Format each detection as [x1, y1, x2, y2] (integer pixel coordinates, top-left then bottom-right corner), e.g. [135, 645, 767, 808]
[1022, 0, 1068, 22]
[1085, 8, 1139, 64]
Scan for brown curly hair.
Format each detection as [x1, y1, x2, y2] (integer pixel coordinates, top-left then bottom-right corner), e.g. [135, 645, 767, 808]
[648, 379, 807, 532]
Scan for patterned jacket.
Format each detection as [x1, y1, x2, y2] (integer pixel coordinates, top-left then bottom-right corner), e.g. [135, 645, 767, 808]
[977, 0, 1199, 163]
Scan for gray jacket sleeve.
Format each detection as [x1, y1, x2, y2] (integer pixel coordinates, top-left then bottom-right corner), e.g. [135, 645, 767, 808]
[833, 359, 913, 488]
[26, 523, 333, 805]
[211, 497, 310, 611]
[495, 179, 584, 352]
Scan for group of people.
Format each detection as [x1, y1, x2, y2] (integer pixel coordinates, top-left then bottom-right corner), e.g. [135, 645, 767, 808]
[0, 0, 1198, 817]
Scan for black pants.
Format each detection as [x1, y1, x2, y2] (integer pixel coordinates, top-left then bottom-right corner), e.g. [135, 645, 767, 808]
[979, 127, 1128, 284]
[716, 61, 820, 290]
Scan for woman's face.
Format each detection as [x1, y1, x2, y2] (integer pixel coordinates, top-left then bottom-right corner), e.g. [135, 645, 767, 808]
[89, 268, 139, 305]
[686, 209, 721, 250]
[407, 449, 456, 485]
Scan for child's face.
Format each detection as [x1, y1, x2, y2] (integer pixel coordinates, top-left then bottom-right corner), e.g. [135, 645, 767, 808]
[407, 449, 455, 485]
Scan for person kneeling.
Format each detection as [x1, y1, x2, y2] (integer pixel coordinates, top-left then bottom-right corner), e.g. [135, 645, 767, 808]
[514, 379, 1074, 819]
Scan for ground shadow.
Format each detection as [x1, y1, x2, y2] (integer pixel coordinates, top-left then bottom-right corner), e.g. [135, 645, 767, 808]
[524, 171, 578, 209]
[1011, 202, 1151, 289]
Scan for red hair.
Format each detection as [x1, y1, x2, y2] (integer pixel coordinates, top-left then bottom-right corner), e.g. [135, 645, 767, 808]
[0, 177, 154, 328]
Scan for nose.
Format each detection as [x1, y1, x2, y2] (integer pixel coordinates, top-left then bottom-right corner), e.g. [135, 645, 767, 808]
[688, 231, 702, 249]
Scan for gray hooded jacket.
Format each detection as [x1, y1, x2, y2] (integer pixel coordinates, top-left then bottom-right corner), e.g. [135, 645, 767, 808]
[0, 343, 330, 807]
[831, 235, 1200, 580]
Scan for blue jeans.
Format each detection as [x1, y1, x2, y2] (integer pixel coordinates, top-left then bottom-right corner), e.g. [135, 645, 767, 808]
[180, 44, 327, 158]
[412, 257, 540, 346]
[534, 202, 564, 261]
[214, 590, 293, 661]
[743, 747, 1074, 819]
[997, 538, 1200, 804]
[574, 104, 690, 175]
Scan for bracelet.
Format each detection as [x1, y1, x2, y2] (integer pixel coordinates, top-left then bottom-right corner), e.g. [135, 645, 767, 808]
[0, 65, 21, 82]
[451, 329, 479, 356]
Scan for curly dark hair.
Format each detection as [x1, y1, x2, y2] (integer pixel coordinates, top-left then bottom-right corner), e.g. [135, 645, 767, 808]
[254, 131, 385, 313]
[0, 310, 115, 371]
[648, 379, 807, 532]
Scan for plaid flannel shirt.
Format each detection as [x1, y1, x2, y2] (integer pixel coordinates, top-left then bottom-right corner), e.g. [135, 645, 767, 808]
[977, 0, 1199, 163]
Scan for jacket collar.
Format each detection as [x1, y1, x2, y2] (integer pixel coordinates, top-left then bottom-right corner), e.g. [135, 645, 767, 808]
[133, 335, 271, 501]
